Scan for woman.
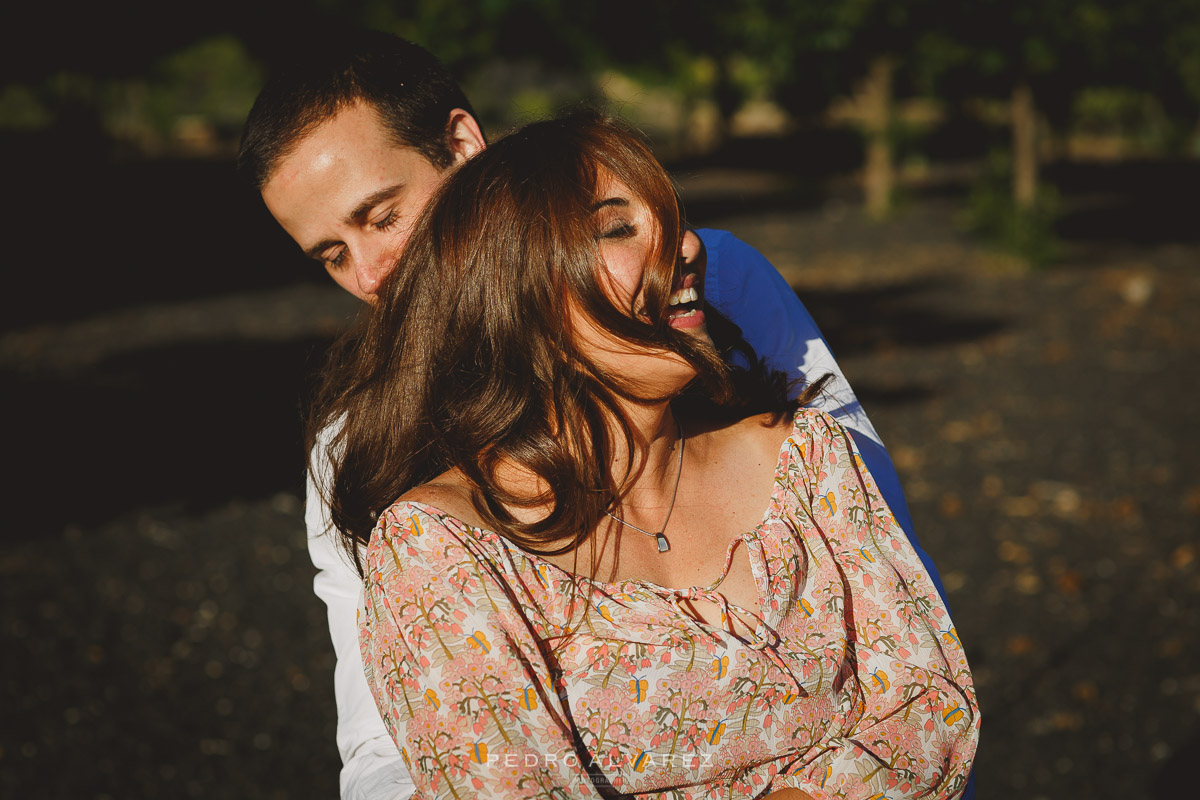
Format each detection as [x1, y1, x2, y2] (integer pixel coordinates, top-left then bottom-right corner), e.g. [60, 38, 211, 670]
[312, 112, 978, 799]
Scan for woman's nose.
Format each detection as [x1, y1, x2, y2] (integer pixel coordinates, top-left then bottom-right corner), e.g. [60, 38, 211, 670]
[680, 229, 706, 270]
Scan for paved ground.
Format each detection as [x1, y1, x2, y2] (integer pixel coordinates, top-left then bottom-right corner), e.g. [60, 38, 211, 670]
[2, 161, 1197, 799]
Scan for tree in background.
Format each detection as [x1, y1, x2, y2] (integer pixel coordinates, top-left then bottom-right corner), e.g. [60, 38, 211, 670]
[6, 0, 1199, 232]
[702, 0, 948, 219]
[915, 0, 1199, 263]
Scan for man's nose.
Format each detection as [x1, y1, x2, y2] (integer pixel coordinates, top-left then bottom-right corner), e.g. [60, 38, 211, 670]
[354, 249, 393, 298]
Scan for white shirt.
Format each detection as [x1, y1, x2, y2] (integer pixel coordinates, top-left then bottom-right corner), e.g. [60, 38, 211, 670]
[306, 461, 418, 800]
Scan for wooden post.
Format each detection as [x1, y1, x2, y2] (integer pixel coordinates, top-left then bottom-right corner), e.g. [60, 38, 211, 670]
[1012, 83, 1038, 211]
[863, 57, 895, 220]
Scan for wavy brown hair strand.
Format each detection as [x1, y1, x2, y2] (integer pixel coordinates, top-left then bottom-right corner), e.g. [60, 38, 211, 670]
[308, 111, 744, 571]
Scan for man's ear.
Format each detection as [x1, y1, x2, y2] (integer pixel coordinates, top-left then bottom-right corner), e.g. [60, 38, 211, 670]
[446, 109, 485, 164]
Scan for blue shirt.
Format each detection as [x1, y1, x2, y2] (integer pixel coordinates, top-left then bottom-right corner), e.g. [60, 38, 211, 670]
[698, 228, 949, 605]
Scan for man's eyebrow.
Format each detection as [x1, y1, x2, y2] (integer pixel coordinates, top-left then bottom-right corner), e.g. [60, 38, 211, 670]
[304, 238, 342, 261]
[344, 183, 406, 224]
[591, 197, 629, 211]
[301, 183, 409, 261]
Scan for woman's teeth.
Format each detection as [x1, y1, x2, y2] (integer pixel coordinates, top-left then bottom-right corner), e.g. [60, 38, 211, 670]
[669, 286, 698, 307]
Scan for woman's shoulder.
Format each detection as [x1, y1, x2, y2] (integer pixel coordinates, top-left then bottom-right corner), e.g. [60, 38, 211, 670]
[684, 408, 796, 471]
[695, 407, 853, 474]
[374, 471, 482, 543]
[700, 406, 832, 445]
[397, 472, 480, 521]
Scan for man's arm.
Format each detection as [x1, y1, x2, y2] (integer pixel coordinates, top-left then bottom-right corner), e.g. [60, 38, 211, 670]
[306, 443, 416, 800]
[696, 228, 945, 604]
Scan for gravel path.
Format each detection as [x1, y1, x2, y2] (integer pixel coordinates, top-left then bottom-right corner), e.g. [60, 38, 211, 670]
[2, 167, 1196, 800]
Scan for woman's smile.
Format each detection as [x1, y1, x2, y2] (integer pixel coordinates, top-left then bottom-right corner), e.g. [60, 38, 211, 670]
[667, 272, 706, 329]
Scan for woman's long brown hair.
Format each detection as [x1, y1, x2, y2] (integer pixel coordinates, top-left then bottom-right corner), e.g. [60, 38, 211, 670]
[308, 111, 811, 572]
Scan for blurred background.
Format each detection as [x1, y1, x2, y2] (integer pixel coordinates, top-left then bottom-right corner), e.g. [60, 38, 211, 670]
[1, 1, 1197, 798]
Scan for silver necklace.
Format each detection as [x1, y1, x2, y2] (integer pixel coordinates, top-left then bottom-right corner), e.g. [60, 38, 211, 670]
[604, 418, 684, 553]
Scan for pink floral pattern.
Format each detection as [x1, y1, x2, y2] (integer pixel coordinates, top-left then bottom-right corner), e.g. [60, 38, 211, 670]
[361, 409, 979, 799]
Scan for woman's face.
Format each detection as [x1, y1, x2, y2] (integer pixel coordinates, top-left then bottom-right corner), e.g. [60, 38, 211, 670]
[573, 171, 711, 395]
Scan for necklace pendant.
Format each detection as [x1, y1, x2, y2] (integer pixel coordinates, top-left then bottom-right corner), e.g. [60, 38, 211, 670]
[655, 533, 670, 553]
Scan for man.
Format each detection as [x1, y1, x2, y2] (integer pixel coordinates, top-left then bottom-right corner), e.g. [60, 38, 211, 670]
[240, 31, 964, 800]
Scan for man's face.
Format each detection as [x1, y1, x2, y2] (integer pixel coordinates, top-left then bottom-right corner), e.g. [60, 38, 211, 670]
[262, 102, 458, 302]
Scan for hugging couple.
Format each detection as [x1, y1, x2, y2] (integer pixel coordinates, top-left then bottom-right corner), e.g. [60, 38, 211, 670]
[240, 30, 978, 800]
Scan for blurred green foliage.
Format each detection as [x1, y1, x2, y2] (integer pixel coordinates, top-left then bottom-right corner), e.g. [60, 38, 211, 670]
[0, 34, 261, 154]
[2, 0, 1198, 262]
[0, 85, 54, 131]
[107, 36, 263, 152]
[4, 0, 1198, 147]
[1072, 88, 1176, 153]
[964, 150, 1062, 268]
[145, 36, 264, 135]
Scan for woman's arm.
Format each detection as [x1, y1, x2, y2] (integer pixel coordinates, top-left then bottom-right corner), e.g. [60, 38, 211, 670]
[778, 410, 979, 800]
[360, 504, 604, 800]
[695, 228, 951, 607]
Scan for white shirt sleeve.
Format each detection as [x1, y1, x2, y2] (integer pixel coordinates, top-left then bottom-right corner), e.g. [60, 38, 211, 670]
[796, 335, 885, 450]
[306, 431, 416, 800]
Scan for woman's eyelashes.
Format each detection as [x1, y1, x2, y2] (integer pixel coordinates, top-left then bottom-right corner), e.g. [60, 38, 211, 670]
[600, 221, 637, 240]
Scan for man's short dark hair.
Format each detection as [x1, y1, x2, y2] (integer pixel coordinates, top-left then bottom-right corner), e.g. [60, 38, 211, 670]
[238, 31, 478, 188]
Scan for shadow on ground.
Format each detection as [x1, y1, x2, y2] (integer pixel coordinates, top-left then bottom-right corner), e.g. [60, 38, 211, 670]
[1, 336, 332, 536]
[2, 123, 1198, 800]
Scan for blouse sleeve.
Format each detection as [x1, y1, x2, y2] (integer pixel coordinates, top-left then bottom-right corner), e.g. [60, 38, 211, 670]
[782, 410, 979, 800]
[359, 504, 604, 800]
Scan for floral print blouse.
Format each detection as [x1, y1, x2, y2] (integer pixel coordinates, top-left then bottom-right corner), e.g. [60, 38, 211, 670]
[360, 409, 979, 799]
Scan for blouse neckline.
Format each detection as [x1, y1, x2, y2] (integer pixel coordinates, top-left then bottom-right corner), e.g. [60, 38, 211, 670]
[394, 410, 803, 599]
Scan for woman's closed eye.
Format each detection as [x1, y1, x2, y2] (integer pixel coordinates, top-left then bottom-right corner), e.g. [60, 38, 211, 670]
[600, 222, 637, 240]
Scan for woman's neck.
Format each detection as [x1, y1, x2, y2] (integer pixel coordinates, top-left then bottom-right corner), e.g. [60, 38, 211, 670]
[604, 399, 685, 524]
[483, 398, 685, 530]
